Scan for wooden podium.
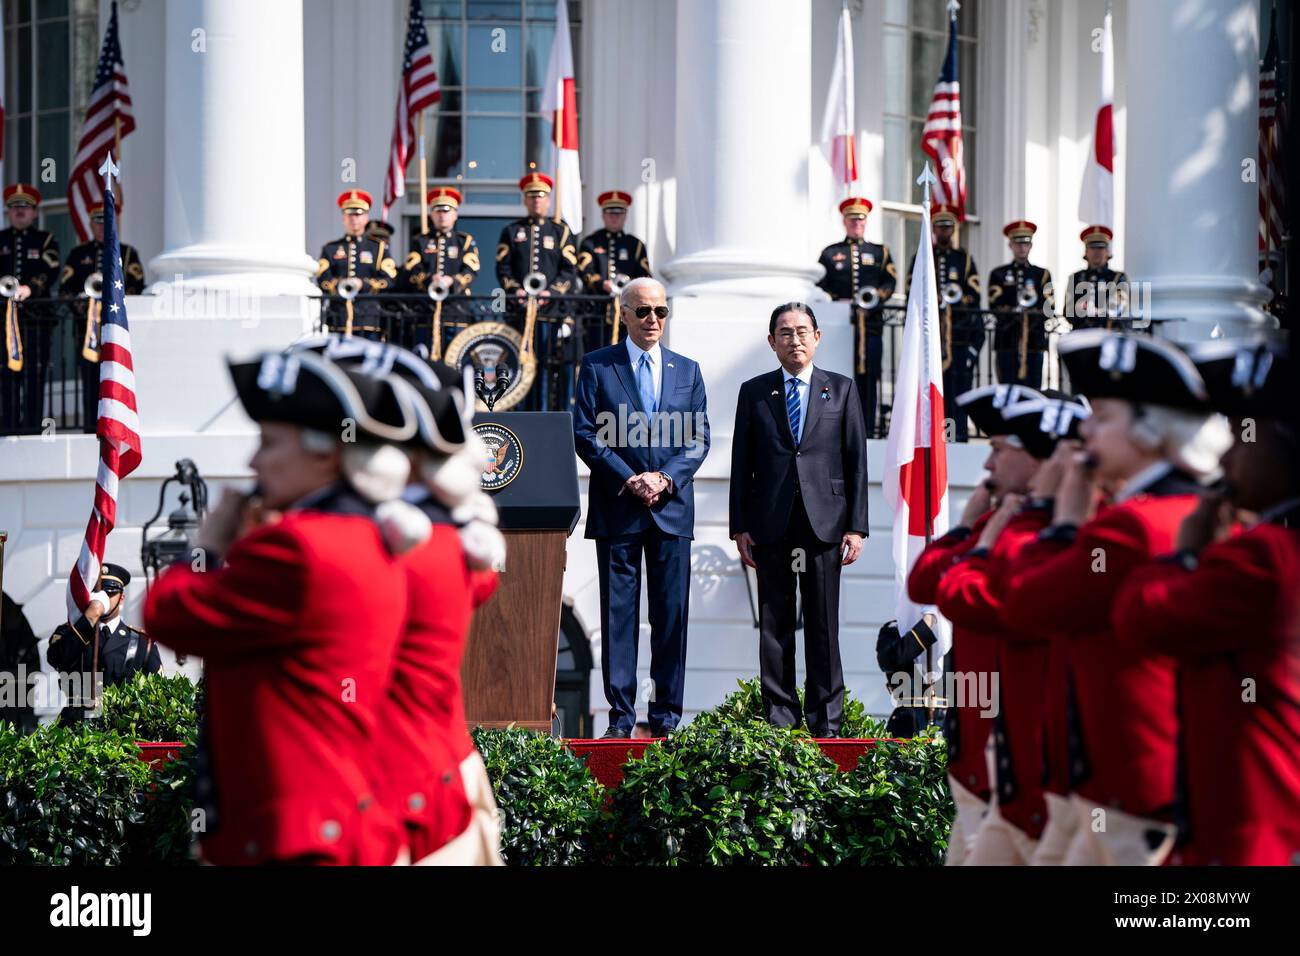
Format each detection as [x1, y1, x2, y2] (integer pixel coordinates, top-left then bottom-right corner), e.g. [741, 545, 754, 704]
[463, 412, 580, 732]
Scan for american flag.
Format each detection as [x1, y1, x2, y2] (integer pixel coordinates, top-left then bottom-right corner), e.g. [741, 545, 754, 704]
[67, 1, 134, 244]
[921, 2, 966, 220]
[1259, 8, 1284, 253]
[382, 0, 442, 220]
[66, 157, 142, 620]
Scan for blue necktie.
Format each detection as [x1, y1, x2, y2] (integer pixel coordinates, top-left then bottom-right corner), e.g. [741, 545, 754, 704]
[638, 353, 657, 413]
[786, 377, 801, 444]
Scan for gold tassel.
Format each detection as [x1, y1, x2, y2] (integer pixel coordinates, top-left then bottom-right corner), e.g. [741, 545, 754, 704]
[855, 307, 866, 376]
[81, 299, 102, 363]
[344, 299, 355, 338]
[1018, 313, 1030, 380]
[522, 294, 538, 356]
[4, 299, 22, 372]
[942, 306, 953, 372]
[610, 297, 621, 346]
[431, 298, 444, 362]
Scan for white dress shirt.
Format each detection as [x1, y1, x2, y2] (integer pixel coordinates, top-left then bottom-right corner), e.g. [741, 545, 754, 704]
[782, 365, 814, 443]
[626, 337, 663, 407]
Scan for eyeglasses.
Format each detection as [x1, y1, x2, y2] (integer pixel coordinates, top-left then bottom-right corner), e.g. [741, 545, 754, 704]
[775, 328, 814, 342]
[634, 305, 670, 320]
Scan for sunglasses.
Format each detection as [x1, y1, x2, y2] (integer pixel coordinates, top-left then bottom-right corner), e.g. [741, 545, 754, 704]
[634, 305, 669, 320]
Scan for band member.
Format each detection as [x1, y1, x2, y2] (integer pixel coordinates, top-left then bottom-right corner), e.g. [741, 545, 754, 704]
[909, 204, 981, 441]
[1000, 330, 1231, 866]
[59, 200, 146, 432]
[816, 197, 896, 435]
[730, 302, 869, 736]
[145, 350, 421, 865]
[1115, 340, 1300, 866]
[0, 183, 61, 434]
[1066, 226, 1129, 330]
[495, 173, 580, 409]
[399, 187, 480, 357]
[577, 190, 651, 351]
[936, 395, 1090, 866]
[988, 221, 1053, 389]
[47, 563, 161, 725]
[573, 278, 710, 737]
[317, 189, 398, 340]
[907, 382, 1047, 863]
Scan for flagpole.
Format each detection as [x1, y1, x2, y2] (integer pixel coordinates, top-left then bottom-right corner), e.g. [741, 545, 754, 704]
[918, 160, 939, 724]
[418, 112, 429, 235]
[552, 106, 563, 225]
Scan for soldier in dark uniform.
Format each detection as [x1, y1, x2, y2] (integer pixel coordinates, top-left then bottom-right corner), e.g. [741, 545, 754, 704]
[988, 220, 1053, 389]
[495, 172, 580, 409]
[909, 203, 981, 441]
[577, 190, 651, 352]
[59, 200, 146, 433]
[46, 563, 161, 725]
[316, 189, 398, 341]
[876, 614, 945, 738]
[1, 591, 41, 732]
[398, 187, 480, 358]
[1066, 225, 1129, 331]
[815, 197, 897, 436]
[0, 183, 61, 434]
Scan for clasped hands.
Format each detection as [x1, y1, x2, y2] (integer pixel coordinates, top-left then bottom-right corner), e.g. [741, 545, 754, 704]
[624, 471, 670, 507]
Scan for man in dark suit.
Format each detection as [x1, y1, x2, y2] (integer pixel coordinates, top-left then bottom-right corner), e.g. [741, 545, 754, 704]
[729, 302, 869, 736]
[573, 277, 710, 738]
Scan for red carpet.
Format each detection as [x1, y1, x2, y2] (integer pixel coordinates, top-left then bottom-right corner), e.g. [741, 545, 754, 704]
[565, 738, 889, 789]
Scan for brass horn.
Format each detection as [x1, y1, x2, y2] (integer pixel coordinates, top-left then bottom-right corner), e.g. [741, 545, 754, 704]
[523, 271, 548, 296]
[338, 276, 364, 300]
[428, 279, 450, 303]
[609, 273, 631, 294]
[1016, 284, 1037, 309]
[0, 275, 19, 299]
[941, 281, 962, 305]
[854, 285, 880, 310]
[84, 271, 104, 301]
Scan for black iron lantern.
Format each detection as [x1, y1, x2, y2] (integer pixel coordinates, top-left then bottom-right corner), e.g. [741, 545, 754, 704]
[141, 459, 209, 583]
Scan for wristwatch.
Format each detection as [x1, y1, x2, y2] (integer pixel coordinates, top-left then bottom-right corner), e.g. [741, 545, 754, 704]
[658, 471, 674, 492]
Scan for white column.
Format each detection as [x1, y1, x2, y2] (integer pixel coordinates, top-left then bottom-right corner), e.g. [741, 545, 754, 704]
[660, 0, 822, 299]
[1124, 0, 1270, 342]
[149, 0, 317, 295]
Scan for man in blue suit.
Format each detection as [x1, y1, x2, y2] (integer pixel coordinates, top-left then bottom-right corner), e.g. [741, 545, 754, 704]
[574, 277, 710, 738]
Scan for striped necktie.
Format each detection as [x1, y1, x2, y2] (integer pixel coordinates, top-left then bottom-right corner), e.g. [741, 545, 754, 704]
[786, 377, 801, 444]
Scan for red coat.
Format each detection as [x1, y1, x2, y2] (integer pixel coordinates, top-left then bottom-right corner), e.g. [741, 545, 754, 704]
[144, 509, 407, 866]
[370, 524, 498, 860]
[908, 513, 996, 800]
[936, 506, 1051, 838]
[1114, 521, 1300, 865]
[1002, 490, 1198, 820]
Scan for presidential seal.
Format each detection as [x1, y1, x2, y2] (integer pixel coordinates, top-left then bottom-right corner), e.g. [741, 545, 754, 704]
[444, 321, 536, 411]
[475, 422, 523, 491]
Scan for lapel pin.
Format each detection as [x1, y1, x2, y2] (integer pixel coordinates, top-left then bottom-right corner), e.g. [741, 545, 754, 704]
[667, 363, 674, 368]
[821, 387, 831, 401]
[770, 389, 780, 397]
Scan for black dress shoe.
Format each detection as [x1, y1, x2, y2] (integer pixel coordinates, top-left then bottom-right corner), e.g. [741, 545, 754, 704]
[601, 727, 631, 739]
[649, 725, 674, 738]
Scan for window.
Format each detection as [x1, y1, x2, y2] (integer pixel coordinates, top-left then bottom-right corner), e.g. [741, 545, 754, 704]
[3, 0, 100, 257]
[416, 0, 581, 198]
[880, 0, 979, 273]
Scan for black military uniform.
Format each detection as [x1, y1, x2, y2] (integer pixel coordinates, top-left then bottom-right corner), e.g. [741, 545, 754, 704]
[60, 202, 146, 433]
[1, 592, 41, 732]
[816, 197, 896, 436]
[496, 173, 579, 409]
[876, 617, 947, 738]
[988, 220, 1053, 388]
[577, 190, 651, 352]
[46, 564, 161, 725]
[398, 188, 480, 358]
[317, 189, 397, 341]
[0, 183, 62, 435]
[1067, 226, 1129, 331]
[908, 204, 981, 441]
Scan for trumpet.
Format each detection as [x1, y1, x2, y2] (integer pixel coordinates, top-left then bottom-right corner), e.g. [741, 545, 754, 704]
[338, 276, 364, 300]
[0, 275, 19, 299]
[1016, 284, 1037, 309]
[854, 285, 880, 310]
[428, 279, 450, 303]
[84, 271, 104, 301]
[941, 281, 963, 306]
[523, 271, 548, 296]
[609, 273, 631, 294]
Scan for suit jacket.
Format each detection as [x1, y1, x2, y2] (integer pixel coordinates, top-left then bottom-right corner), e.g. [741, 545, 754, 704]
[144, 487, 406, 866]
[574, 343, 710, 540]
[729, 366, 869, 546]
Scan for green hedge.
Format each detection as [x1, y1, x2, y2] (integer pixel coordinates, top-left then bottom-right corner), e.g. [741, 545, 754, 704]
[101, 673, 201, 744]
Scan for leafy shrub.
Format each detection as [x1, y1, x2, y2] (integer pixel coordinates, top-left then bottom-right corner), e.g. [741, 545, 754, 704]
[689, 677, 889, 739]
[101, 673, 200, 743]
[0, 723, 151, 865]
[606, 720, 840, 865]
[471, 726, 606, 865]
